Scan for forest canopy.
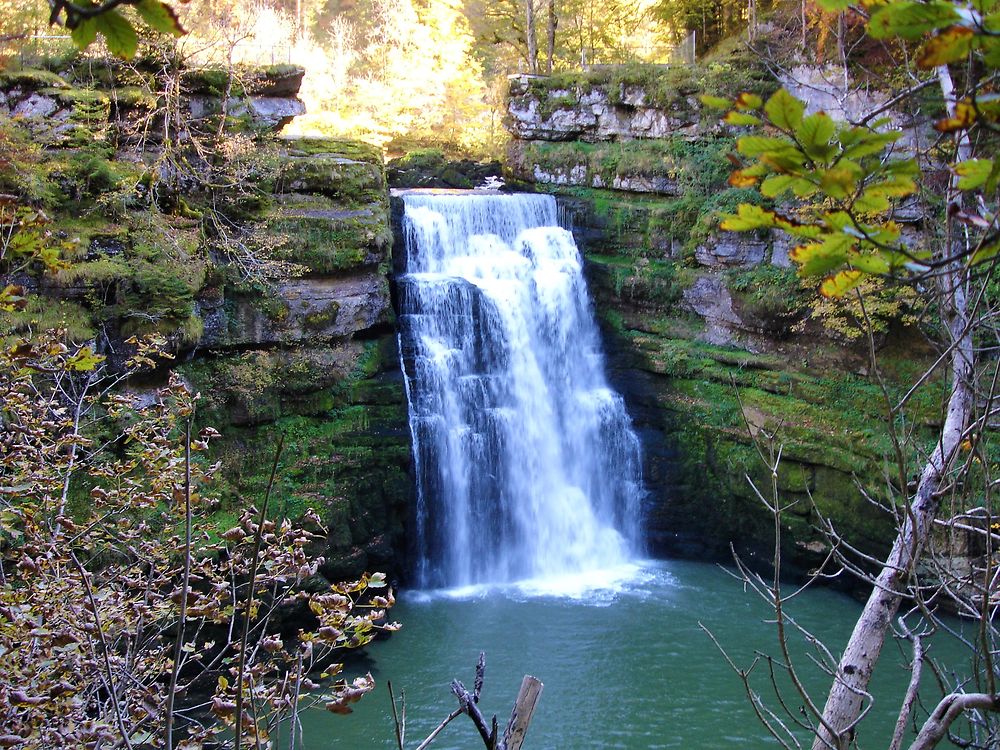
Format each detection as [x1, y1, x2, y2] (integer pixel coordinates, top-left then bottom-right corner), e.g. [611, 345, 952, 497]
[0, 0, 707, 156]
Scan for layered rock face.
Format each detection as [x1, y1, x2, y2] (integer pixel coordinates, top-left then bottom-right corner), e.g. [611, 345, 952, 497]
[507, 73, 701, 142]
[505, 63, 937, 577]
[182, 135, 410, 582]
[1, 60, 411, 581]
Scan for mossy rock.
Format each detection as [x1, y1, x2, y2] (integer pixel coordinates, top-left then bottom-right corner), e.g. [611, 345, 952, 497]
[266, 208, 392, 274]
[245, 65, 305, 97]
[0, 68, 69, 90]
[43, 87, 111, 108]
[278, 154, 386, 205]
[516, 59, 777, 113]
[181, 67, 244, 97]
[110, 86, 160, 114]
[304, 300, 340, 330]
[281, 136, 382, 163]
[181, 339, 412, 580]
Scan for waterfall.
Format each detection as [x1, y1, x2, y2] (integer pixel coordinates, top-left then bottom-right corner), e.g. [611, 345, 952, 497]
[397, 191, 644, 589]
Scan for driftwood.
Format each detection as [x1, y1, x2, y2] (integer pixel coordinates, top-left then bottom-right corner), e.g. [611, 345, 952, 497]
[399, 652, 543, 750]
[500, 675, 543, 750]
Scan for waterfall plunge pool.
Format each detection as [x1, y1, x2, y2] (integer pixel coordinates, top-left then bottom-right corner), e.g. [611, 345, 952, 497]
[300, 559, 969, 749]
[321, 191, 975, 748]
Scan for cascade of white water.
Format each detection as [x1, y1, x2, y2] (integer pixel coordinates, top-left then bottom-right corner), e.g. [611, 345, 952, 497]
[397, 191, 644, 588]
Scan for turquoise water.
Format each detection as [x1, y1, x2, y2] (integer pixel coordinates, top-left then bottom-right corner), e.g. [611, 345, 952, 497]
[298, 560, 968, 749]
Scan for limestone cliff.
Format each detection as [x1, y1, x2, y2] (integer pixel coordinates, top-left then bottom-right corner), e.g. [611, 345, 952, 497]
[0, 58, 411, 581]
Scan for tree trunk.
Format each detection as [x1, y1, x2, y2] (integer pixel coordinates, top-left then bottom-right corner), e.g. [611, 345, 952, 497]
[546, 0, 556, 75]
[811, 64, 975, 750]
[525, 0, 538, 74]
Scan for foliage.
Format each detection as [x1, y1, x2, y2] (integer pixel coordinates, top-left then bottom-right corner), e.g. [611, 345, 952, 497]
[654, 0, 772, 53]
[0, 202, 74, 278]
[712, 80, 997, 296]
[800, 275, 921, 341]
[727, 263, 810, 332]
[0, 332, 398, 748]
[709, 1, 1000, 747]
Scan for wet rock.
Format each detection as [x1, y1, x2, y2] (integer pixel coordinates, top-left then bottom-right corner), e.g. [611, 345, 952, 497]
[681, 274, 743, 346]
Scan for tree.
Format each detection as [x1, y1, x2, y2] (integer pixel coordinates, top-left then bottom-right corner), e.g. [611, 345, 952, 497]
[709, 1, 1000, 747]
[526, 0, 539, 72]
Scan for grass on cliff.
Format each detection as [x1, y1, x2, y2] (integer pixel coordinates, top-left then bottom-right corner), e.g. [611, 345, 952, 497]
[522, 52, 777, 115]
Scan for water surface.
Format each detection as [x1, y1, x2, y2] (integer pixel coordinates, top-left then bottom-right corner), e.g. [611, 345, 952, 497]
[300, 560, 965, 749]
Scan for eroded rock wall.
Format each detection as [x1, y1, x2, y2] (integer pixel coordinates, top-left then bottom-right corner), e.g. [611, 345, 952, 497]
[0, 60, 411, 581]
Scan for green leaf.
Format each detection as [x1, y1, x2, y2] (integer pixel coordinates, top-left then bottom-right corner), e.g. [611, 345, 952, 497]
[821, 269, 864, 297]
[737, 135, 795, 157]
[849, 253, 891, 274]
[853, 191, 891, 213]
[790, 234, 855, 276]
[790, 178, 819, 198]
[815, 0, 852, 10]
[868, 1, 962, 40]
[764, 89, 806, 131]
[761, 174, 800, 197]
[66, 347, 105, 372]
[917, 26, 975, 67]
[865, 174, 918, 198]
[719, 204, 777, 232]
[796, 113, 837, 161]
[984, 37, 1000, 67]
[819, 162, 863, 199]
[971, 238, 1000, 265]
[724, 111, 763, 126]
[841, 129, 903, 160]
[135, 0, 185, 37]
[700, 95, 731, 109]
[761, 151, 807, 173]
[954, 159, 993, 190]
[985, 157, 1000, 194]
[71, 18, 98, 49]
[735, 93, 763, 111]
[95, 10, 138, 59]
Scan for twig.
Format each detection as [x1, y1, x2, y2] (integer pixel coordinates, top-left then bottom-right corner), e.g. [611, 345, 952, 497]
[235, 433, 285, 750]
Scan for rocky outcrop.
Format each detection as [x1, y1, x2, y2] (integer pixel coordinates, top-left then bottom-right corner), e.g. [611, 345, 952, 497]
[507, 135, 689, 196]
[177, 134, 409, 581]
[1, 62, 411, 582]
[506, 74, 701, 142]
[0, 64, 306, 145]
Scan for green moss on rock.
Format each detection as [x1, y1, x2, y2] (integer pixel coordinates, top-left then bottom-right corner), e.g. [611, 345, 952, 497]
[0, 68, 69, 90]
[267, 210, 391, 274]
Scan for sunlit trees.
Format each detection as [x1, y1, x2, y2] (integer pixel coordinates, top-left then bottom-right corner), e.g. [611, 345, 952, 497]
[465, 0, 670, 73]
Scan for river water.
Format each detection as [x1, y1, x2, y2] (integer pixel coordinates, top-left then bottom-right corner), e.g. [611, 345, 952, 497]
[299, 560, 969, 749]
